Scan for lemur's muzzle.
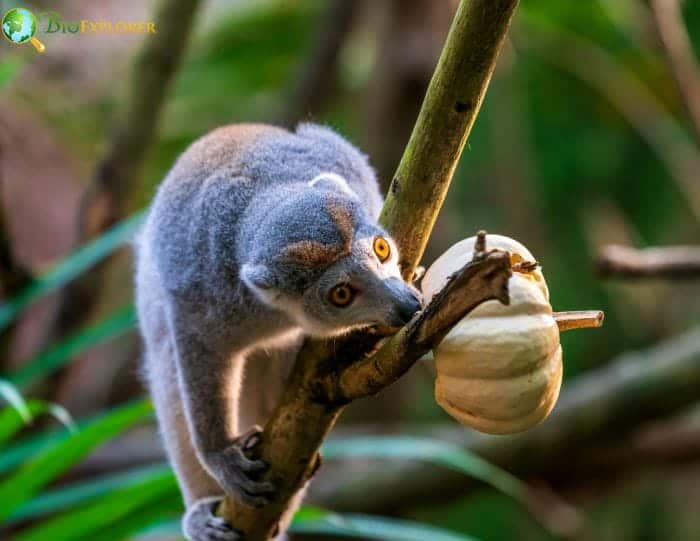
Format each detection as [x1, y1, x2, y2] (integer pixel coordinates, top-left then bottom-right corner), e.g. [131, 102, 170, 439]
[385, 277, 422, 326]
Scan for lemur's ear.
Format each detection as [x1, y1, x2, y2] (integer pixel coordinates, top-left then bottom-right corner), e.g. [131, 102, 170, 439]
[241, 263, 275, 291]
[308, 172, 356, 197]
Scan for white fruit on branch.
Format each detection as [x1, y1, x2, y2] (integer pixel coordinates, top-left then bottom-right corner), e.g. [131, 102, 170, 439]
[422, 234, 563, 435]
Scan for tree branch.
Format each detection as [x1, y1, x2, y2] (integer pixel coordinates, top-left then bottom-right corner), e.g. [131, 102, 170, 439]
[597, 244, 700, 278]
[649, 0, 700, 146]
[218, 1, 521, 538]
[553, 311, 605, 331]
[314, 326, 700, 512]
[380, 0, 520, 279]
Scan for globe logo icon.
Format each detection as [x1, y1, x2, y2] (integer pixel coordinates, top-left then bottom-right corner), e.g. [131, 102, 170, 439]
[2, 7, 45, 52]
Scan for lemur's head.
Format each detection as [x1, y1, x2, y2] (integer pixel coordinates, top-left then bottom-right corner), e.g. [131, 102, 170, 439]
[241, 173, 422, 337]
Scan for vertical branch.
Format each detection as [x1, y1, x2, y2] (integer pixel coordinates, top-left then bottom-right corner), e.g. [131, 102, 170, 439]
[44, 0, 203, 345]
[0, 127, 33, 369]
[218, 1, 520, 539]
[0, 131, 31, 297]
[649, 0, 700, 146]
[79, 0, 203, 239]
[380, 0, 521, 279]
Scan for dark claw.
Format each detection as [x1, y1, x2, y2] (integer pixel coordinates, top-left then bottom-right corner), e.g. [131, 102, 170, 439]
[232, 473, 276, 496]
[213, 426, 278, 508]
[229, 443, 268, 474]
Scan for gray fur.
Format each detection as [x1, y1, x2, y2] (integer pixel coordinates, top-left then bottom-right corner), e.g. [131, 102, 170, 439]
[135, 123, 421, 541]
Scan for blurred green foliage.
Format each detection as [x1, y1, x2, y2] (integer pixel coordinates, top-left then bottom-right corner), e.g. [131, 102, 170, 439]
[1, 0, 700, 539]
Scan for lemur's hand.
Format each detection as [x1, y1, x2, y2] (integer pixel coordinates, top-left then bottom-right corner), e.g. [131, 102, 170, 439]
[208, 426, 276, 508]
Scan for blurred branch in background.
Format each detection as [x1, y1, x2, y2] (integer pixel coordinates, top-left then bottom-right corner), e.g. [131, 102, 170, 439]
[515, 14, 700, 225]
[284, 0, 360, 125]
[0, 192, 31, 299]
[648, 0, 700, 146]
[314, 326, 700, 513]
[0, 122, 33, 371]
[40, 0, 203, 359]
[597, 244, 700, 278]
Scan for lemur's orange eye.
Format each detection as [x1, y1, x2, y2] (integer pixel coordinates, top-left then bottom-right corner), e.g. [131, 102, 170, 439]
[373, 236, 391, 262]
[329, 284, 356, 307]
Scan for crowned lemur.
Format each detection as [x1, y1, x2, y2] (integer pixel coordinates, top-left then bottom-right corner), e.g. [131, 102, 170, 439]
[135, 123, 422, 541]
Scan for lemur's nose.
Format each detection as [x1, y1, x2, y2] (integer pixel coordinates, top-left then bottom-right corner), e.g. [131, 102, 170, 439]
[397, 291, 422, 323]
[386, 277, 422, 325]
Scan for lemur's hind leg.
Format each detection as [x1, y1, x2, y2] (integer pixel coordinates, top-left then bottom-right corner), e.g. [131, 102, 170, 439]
[139, 292, 238, 541]
[180, 343, 299, 541]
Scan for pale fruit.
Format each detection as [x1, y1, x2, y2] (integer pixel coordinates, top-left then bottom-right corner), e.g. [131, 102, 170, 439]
[422, 234, 562, 435]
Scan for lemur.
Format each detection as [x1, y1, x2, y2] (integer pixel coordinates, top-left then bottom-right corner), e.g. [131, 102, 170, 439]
[134, 123, 422, 541]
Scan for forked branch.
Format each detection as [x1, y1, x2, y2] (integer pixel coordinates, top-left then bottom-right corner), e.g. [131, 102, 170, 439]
[218, 0, 521, 538]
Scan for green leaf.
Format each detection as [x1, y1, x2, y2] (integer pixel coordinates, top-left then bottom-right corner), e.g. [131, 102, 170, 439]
[136, 507, 480, 541]
[8, 305, 137, 388]
[0, 212, 145, 333]
[8, 464, 173, 524]
[291, 506, 480, 541]
[0, 379, 31, 423]
[77, 496, 181, 541]
[10, 467, 178, 541]
[322, 437, 524, 501]
[0, 424, 72, 475]
[0, 399, 153, 522]
[0, 56, 23, 88]
[0, 400, 74, 447]
[0, 402, 151, 475]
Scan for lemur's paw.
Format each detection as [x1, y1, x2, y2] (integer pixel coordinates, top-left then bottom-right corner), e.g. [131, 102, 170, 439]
[216, 426, 277, 508]
[184, 497, 243, 541]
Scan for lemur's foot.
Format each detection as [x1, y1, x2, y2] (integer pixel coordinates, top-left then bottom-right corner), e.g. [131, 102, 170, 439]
[184, 497, 242, 541]
[211, 426, 277, 508]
